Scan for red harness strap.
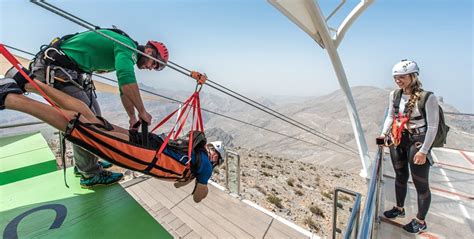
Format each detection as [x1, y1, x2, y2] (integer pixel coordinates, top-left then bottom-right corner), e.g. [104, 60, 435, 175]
[148, 91, 204, 166]
[391, 112, 409, 146]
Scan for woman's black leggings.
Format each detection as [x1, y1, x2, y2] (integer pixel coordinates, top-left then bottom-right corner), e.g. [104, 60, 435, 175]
[389, 132, 431, 220]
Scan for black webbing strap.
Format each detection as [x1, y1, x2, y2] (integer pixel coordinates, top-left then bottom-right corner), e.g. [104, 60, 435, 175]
[130, 120, 149, 147]
[417, 91, 432, 120]
[393, 89, 403, 115]
[59, 132, 69, 188]
[393, 89, 424, 119]
[141, 121, 149, 148]
[61, 114, 83, 188]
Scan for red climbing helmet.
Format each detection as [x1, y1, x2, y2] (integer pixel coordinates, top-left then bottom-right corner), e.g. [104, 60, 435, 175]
[147, 41, 169, 71]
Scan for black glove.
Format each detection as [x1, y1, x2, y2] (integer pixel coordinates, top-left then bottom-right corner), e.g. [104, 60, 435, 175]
[6, 66, 33, 92]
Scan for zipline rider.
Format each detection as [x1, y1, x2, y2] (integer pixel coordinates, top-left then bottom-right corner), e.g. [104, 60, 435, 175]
[8, 28, 172, 188]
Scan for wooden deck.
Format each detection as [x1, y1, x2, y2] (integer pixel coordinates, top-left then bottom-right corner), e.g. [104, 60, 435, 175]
[121, 177, 314, 239]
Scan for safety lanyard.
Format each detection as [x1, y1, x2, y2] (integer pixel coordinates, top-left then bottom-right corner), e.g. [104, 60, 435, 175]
[149, 89, 204, 162]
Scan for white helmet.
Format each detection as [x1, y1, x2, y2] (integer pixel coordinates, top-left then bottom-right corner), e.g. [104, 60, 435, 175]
[392, 60, 419, 76]
[208, 141, 225, 166]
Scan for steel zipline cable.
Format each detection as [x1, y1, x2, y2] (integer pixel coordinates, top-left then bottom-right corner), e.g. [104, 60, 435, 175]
[4, 44, 356, 157]
[28, 0, 359, 155]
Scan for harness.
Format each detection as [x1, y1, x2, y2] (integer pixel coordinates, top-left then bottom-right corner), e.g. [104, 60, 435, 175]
[1, 45, 206, 186]
[390, 89, 423, 146]
[30, 27, 138, 92]
[31, 33, 90, 91]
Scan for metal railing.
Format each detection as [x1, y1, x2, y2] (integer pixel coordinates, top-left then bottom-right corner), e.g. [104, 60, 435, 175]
[0, 121, 45, 129]
[332, 188, 362, 239]
[444, 111, 474, 116]
[356, 142, 385, 238]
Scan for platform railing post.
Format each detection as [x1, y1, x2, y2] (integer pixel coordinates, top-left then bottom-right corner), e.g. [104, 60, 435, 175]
[225, 151, 241, 195]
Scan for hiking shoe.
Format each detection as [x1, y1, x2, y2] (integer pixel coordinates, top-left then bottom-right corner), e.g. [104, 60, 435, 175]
[383, 206, 405, 219]
[73, 166, 81, 177]
[74, 160, 113, 177]
[0, 78, 23, 110]
[98, 160, 113, 169]
[80, 170, 123, 188]
[403, 219, 427, 234]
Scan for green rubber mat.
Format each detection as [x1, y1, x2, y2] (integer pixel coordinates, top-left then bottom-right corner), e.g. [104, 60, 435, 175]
[0, 168, 172, 239]
[0, 132, 57, 185]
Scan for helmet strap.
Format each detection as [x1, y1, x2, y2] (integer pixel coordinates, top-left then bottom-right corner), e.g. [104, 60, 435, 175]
[136, 45, 148, 66]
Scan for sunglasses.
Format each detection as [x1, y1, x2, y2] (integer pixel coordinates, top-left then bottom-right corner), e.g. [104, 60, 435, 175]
[150, 49, 166, 71]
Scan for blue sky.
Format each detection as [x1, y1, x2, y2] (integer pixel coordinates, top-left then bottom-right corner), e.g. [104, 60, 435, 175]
[1, 0, 472, 113]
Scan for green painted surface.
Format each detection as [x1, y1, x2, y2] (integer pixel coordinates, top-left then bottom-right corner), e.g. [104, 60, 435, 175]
[0, 161, 57, 186]
[0, 132, 57, 185]
[0, 168, 172, 239]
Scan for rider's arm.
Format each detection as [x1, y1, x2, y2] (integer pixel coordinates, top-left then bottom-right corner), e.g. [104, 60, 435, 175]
[191, 151, 213, 202]
[193, 183, 209, 203]
[174, 178, 208, 202]
[174, 179, 193, 188]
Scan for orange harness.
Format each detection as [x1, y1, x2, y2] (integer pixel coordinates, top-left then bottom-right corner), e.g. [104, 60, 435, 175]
[391, 112, 409, 146]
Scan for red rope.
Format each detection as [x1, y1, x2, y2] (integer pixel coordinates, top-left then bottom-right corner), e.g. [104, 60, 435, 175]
[187, 96, 198, 159]
[196, 94, 204, 131]
[150, 93, 194, 133]
[0, 44, 70, 120]
[153, 91, 203, 158]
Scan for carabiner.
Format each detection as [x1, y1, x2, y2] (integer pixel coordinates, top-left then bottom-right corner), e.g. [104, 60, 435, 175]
[195, 83, 203, 93]
[43, 47, 64, 62]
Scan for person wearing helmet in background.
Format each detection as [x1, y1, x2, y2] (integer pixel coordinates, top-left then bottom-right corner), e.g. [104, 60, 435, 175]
[380, 60, 440, 234]
[6, 28, 207, 188]
[174, 141, 225, 202]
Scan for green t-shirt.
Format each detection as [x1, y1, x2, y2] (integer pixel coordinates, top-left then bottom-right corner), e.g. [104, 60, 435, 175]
[60, 29, 138, 88]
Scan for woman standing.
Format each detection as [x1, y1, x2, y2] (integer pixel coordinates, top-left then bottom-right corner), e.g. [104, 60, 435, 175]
[380, 60, 439, 234]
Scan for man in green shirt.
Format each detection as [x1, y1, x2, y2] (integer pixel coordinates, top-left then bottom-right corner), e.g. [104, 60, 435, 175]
[26, 29, 170, 188]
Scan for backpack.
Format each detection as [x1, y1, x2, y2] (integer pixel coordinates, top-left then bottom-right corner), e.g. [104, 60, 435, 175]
[393, 89, 450, 147]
